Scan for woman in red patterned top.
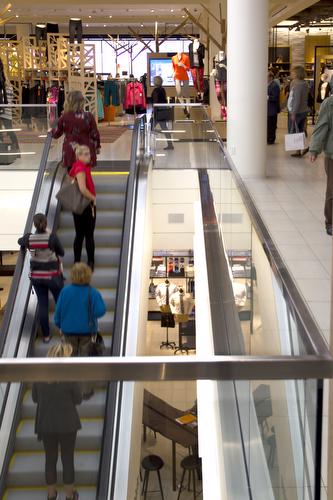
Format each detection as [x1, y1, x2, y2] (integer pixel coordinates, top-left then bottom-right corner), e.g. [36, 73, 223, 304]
[69, 145, 96, 271]
[52, 90, 101, 170]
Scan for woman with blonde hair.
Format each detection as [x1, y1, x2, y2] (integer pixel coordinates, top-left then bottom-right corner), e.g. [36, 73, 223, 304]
[54, 262, 106, 398]
[69, 144, 96, 270]
[32, 342, 82, 500]
[52, 90, 101, 170]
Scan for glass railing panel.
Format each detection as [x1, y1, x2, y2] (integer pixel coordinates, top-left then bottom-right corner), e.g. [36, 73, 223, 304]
[0, 104, 57, 171]
[152, 104, 224, 170]
[236, 378, 319, 500]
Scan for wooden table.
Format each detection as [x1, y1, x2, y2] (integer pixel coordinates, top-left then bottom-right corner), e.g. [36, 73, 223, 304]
[143, 389, 198, 491]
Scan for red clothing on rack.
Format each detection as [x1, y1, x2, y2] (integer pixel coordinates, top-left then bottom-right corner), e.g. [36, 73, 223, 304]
[124, 81, 146, 111]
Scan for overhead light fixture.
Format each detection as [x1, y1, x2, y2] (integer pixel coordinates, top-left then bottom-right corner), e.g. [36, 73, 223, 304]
[88, 15, 91, 18]
[182, 15, 186, 18]
[171, 9, 174, 12]
[70, 17, 81, 21]
[86, 24, 89, 27]
[140, 23, 144, 27]
[150, 9, 154, 12]
[36, 23, 46, 28]
[15, 14, 19, 18]
[109, 15, 112, 18]
[277, 19, 298, 27]
[103, 24, 106, 27]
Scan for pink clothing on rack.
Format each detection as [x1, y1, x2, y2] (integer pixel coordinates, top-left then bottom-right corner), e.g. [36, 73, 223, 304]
[124, 81, 146, 111]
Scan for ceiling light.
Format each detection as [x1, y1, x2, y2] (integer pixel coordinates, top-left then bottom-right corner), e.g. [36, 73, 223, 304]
[150, 9, 154, 12]
[36, 23, 46, 28]
[109, 15, 112, 18]
[140, 24, 144, 27]
[88, 15, 91, 18]
[171, 9, 174, 12]
[182, 15, 186, 18]
[103, 24, 106, 27]
[15, 14, 19, 18]
[70, 17, 81, 21]
[86, 24, 89, 27]
[8, 8, 11, 12]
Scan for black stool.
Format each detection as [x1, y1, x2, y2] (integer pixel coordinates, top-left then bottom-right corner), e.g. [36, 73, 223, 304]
[177, 455, 201, 499]
[141, 454, 165, 500]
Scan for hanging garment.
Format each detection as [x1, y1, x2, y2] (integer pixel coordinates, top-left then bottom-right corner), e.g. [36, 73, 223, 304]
[47, 85, 59, 124]
[104, 80, 120, 106]
[124, 81, 146, 113]
[57, 86, 65, 116]
[189, 42, 205, 68]
[172, 54, 190, 81]
[97, 89, 104, 120]
[191, 67, 204, 92]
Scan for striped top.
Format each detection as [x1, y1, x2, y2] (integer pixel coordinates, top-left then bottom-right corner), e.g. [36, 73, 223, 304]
[18, 231, 64, 280]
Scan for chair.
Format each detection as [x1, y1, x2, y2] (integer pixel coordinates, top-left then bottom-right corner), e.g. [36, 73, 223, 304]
[177, 455, 201, 499]
[141, 454, 165, 500]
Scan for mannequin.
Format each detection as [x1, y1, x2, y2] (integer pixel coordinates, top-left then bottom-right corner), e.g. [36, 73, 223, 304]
[211, 51, 227, 120]
[170, 287, 194, 323]
[189, 37, 205, 101]
[317, 73, 331, 104]
[155, 279, 178, 312]
[172, 52, 190, 116]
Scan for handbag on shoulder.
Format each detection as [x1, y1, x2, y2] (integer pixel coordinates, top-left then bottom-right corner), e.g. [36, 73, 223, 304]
[87, 286, 105, 356]
[56, 175, 91, 214]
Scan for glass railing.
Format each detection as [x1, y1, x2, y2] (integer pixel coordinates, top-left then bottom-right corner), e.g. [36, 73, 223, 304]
[0, 104, 58, 170]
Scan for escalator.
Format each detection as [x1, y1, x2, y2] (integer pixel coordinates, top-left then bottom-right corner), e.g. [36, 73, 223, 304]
[0, 117, 147, 499]
[4, 172, 128, 499]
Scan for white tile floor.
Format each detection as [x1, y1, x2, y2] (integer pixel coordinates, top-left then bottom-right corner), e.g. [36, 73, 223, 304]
[243, 114, 332, 346]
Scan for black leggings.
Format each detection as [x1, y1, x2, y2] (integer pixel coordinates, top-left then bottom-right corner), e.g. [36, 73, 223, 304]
[42, 432, 77, 485]
[73, 204, 96, 265]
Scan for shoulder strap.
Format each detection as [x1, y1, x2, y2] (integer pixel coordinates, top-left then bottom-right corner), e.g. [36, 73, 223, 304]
[88, 286, 96, 334]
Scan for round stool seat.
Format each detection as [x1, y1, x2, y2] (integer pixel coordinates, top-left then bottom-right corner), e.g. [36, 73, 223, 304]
[142, 454, 164, 472]
[180, 455, 199, 470]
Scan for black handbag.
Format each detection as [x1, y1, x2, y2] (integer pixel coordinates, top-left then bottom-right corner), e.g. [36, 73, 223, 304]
[88, 287, 105, 356]
[56, 175, 91, 215]
[161, 312, 175, 328]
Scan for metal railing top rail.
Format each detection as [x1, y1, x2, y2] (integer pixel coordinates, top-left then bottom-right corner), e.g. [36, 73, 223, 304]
[197, 106, 331, 359]
[0, 355, 331, 382]
[0, 132, 53, 352]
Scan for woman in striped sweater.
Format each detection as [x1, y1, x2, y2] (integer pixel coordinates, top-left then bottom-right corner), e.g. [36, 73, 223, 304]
[18, 213, 64, 343]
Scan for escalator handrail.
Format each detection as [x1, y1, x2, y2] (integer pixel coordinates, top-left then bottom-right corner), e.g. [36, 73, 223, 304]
[97, 115, 147, 499]
[0, 132, 53, 352]
[202, 109, 329, 358]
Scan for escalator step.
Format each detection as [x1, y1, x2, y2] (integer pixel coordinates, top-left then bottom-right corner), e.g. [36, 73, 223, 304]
[92, 173, 128, 193]
[16, 419, 104, 451]
[59, 210, 125, 229]
[7, 451, 99, 486]
[22, 389, 107, 419]
[62, 247, 121, 268]
[4, 486, 96, 500]
[33, 335, 112, 357]
[49, 288, 117, 312]
[58, 228, 123, 247]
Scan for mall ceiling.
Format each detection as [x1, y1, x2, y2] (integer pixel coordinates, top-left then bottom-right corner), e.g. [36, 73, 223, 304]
[290, 0, 333, 25]
[0, 0, 323, 30]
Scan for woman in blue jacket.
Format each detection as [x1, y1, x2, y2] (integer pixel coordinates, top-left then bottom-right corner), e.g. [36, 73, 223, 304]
[54, 262, 106, 399]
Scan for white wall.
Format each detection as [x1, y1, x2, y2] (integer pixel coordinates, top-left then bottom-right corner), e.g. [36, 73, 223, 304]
[0, 171, 37, 251]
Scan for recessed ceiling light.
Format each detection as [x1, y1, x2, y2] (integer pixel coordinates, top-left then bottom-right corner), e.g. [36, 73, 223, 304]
[103, 24, 106, 27]
[171, 9, 174, 12]
[36, 23, 46, 28]
[86, 24, 89, 27]
[15, 15, 19, 18]
[182, 15, 186, 18]
[88, 15, 91, 18]
[141, 24, 144, 27]
[8, 9, 11, 12]
[109, 15, 112, 18]
[150, 9, 154, 12]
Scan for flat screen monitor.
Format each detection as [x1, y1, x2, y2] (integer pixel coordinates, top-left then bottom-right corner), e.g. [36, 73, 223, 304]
[149, 57, 193, 87]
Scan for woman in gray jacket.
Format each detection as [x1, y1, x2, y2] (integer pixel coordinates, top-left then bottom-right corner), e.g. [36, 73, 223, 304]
[287, 65, 309, 157]
[33, 343, 82, 500]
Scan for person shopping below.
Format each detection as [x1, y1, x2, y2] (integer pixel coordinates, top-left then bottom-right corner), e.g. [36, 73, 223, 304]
[32, 342, 82, 500]
[52, 90, 101, 170]
[70, 145, 96, 271]
[287, 65, 309, 157]
[54, 263, 106, 398]
[267, 71, 280, 144]
[309, 95, 333, 236]
[18, 213, 64, 343]
[151, 76, 174, 151]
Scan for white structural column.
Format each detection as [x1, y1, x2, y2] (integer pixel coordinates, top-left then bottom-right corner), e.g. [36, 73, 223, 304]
[227, 0, 268, 177]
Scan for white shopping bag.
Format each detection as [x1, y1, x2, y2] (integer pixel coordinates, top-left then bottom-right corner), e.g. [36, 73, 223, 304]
[284, 131, 306, 151]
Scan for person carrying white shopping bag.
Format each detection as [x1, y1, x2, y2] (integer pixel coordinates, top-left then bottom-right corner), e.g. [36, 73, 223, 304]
[285, 65, 309, 157]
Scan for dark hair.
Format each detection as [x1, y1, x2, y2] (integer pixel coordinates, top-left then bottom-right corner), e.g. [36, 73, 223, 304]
[268, 71, 274, 80]
[33, 213, 47, 233]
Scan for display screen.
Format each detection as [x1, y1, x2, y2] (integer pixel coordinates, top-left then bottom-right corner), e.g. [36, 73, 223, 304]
[149, 58, 193, 87]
